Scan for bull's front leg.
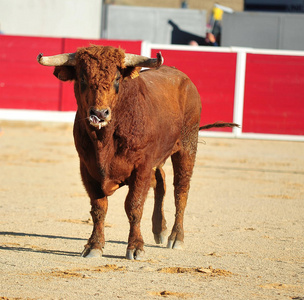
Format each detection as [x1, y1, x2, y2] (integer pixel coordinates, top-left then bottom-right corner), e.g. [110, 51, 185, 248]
[80, 162, 107, 258]
[82, 196, 108, 258]
[125, 166, 152, 260]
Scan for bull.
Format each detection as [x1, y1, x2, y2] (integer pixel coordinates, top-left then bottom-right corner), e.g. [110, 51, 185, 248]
[37, 45, 238, 259]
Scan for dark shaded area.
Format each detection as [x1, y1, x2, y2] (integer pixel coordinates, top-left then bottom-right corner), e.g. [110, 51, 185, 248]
[0, 232, 163, 259]
[244, 0, 304, 12]
[0, 231, 85, 241]
[0, 245, 80, 257]
[168, 20, 213, 46]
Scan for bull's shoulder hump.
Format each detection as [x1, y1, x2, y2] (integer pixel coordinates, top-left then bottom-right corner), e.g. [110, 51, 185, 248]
[140, 65, 188, 80]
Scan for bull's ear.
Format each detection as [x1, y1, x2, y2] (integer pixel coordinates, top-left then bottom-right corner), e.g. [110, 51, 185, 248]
[53, 66, 76, 81]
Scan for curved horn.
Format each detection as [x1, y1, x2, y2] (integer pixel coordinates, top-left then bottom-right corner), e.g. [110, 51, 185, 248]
[124, 52, 163, 68]
[37, 53, 76, 66]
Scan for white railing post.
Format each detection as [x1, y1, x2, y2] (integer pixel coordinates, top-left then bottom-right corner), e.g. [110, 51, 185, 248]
[233, 49, 247, 137]
[140, 41, 152, 57]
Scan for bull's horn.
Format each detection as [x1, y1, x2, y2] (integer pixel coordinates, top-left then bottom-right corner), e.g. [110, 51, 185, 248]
[37, 53, 76, 66]
[124, 52, 163, 68]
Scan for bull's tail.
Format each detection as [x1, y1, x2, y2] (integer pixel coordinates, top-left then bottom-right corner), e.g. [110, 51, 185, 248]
[199, 121, 240, 130]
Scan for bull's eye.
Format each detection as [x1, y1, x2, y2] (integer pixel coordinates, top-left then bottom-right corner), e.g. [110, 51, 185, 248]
[80, 75, 87, 92]
[114, 75, 120, 93]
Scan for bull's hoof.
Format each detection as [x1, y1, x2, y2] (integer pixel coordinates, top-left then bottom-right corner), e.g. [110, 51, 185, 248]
[126, 249, 144, 260]
[154, 230, 168, 244]
[81, 247, 103, 258]
[167, 239, 184, 250]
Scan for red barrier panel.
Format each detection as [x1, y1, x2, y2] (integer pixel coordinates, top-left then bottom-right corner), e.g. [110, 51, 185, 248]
[0, 35, 142, 112]
[0, 35, 63, 110]
[243, 54, 304, 135]
[151, 49, 237, 130]
[1, 35, 304, 137]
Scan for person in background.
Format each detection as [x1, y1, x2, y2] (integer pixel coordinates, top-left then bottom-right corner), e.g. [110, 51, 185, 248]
[208, 4, 234, 46]
[205, 32, 218, 46]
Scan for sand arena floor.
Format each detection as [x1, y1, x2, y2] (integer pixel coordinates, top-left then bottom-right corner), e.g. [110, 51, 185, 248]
[0, 121, 303, 299]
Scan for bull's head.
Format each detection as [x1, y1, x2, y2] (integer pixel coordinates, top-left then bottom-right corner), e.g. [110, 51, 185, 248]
[37, 46, 163, 129]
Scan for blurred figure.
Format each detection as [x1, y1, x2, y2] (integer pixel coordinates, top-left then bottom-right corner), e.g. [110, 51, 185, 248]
[208, 3, 234, 46]
[181, 0, 188, 8]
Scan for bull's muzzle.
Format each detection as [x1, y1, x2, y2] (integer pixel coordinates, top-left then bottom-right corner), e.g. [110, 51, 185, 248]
[88, 107, 111, 129]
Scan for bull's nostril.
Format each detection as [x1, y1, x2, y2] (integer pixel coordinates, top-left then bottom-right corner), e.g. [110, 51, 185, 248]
[98, 108, 110, 120]
[89, 107, 110, 121]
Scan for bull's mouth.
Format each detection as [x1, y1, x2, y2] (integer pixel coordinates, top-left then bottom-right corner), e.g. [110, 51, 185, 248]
[88, 107, 111, 129]
[89, 115, 108, 129]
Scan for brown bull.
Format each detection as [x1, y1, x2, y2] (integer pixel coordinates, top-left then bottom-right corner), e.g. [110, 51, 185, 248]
[37, 45, 238, 259]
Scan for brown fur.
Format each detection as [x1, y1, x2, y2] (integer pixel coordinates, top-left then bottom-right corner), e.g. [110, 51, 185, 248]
[49, 45, 237, 259]
[76, 46, 125, 91]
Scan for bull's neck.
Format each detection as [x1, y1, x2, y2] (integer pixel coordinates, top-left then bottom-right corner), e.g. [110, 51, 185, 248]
[87, 122, 115, 147]
[86, 121, 115, 169]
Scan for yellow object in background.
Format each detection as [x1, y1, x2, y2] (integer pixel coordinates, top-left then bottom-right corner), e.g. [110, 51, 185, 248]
[213, 6, 223, 21]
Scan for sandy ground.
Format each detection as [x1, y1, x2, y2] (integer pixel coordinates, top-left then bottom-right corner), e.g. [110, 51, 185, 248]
[0, 120, 303, 300]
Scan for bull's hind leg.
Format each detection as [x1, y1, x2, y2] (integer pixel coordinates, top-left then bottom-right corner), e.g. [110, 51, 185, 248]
[167, 127, 198, 249]
[80, 162, 107, 258]
[152, 167, 168, 244]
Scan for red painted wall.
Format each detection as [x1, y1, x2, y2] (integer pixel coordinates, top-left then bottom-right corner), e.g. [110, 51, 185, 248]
[243, 54, 304, 135]
[0, 35, 63, 110]
[0, 35, 142, 112]
[151, 49, 237, 130]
